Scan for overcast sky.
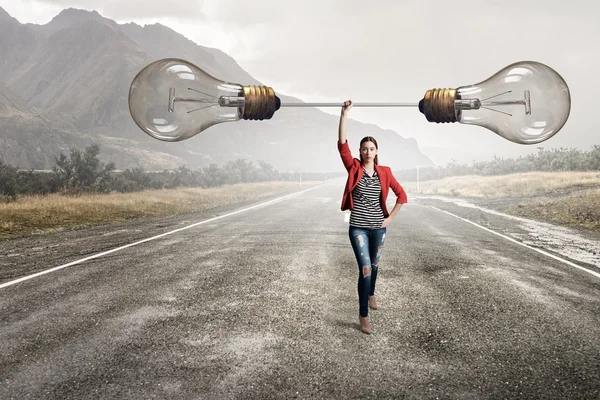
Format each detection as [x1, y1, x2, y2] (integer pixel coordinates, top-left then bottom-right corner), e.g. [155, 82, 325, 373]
[1, 0, 598, 165]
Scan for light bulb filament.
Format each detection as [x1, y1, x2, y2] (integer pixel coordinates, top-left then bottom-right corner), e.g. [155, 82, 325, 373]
[480, 90, 531, 116]
[187, 87, 218, 98]
[168, 87, 218, 112]
[187, 104, 218, 114]
[481, 106, 513, 116]
[481, 90, 512, 102]
[456, 90, 531, 116]
[168, 87, 243, 113]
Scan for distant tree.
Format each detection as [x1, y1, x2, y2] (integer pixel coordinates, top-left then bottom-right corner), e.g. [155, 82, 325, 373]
[258, 160, 278, 181]
[112, 167, 151, 192]
[16, 170, 56, 195]
[0, 160, 18, 201]
[52, 144, 115, 194]
[204, 164, 222, 187]
[171, 165, 193, 188]
[586, 145, 600, 170]
[393, 145, 600, 181]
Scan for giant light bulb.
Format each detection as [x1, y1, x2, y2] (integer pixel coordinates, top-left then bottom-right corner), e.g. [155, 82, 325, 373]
[418, 61, 571, 144]
[128, 59, 570, 144]
[128, 58, 280, 142]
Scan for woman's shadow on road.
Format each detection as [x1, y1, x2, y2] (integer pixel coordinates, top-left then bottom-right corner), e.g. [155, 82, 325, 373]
[329, 318, 361, 332]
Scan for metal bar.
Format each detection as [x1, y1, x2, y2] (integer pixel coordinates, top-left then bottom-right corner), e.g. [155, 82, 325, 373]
[279, 102, 418, 107]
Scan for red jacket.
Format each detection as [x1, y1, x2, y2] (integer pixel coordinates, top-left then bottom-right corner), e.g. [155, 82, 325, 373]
[338, 140, 408, 217]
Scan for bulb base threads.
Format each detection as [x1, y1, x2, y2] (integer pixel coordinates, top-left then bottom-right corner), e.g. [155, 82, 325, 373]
[242, 85, 281, 120]
[419, 88, 460, 123]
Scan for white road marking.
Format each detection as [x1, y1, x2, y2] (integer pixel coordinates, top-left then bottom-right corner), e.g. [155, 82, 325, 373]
[344, 212, 350, 223]
[0, 184, 326, 290]
[429, 206, 600, 279]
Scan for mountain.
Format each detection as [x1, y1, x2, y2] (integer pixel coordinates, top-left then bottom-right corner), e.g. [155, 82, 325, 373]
[0, 8, 42, 85]
[33, 7, 119, 37]
[0, 82, 36, 116]
[0, 7, 434, 172]
[0, 81, 181, 169]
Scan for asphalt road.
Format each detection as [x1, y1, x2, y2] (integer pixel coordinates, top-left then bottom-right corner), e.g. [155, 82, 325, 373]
[1, 180, 599, 399]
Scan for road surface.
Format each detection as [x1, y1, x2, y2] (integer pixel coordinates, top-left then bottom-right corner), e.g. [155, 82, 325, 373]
[1, 181, 599, 399]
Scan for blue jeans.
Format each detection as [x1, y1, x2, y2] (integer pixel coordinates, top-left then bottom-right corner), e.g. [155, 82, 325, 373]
[348, 226, 387, 317]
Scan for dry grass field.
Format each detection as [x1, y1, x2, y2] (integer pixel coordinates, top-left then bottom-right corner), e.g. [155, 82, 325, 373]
[0, 181, 318, 239]
[3, 171, 600, 239]
[402, 171, 600, 231]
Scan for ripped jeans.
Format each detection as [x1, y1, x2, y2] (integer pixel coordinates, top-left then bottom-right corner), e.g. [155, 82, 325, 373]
[348, 226, 387, 317]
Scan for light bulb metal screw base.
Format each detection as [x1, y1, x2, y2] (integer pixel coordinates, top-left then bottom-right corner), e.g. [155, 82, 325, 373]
[419, 88, 460, 123]
[242, 85, 281, 120]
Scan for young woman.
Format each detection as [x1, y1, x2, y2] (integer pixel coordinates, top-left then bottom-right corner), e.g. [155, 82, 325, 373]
[338, 100, 408, 334]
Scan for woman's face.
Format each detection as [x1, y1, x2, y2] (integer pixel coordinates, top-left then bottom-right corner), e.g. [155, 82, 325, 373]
[360, 141, 378, 162]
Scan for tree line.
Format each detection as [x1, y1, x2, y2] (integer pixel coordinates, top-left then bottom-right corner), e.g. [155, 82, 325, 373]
[5, 144, 598, 202]
[0, 144, 340, 202]
[394, 146, 600, 182]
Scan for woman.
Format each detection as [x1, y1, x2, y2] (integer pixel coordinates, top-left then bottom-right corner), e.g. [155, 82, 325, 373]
[338, 99, 408, 334]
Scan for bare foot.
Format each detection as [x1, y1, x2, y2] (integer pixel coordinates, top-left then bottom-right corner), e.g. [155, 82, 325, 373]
[359, 316, 372, 334]
[369, 296, 378, 310]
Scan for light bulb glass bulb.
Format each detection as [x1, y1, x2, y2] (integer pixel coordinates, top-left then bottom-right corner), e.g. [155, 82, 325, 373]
[455, 61, 571, 144]
[128, 58, 244, 142]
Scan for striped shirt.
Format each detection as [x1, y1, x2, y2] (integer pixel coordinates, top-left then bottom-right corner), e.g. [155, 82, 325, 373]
[349, 167, 384, 228]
